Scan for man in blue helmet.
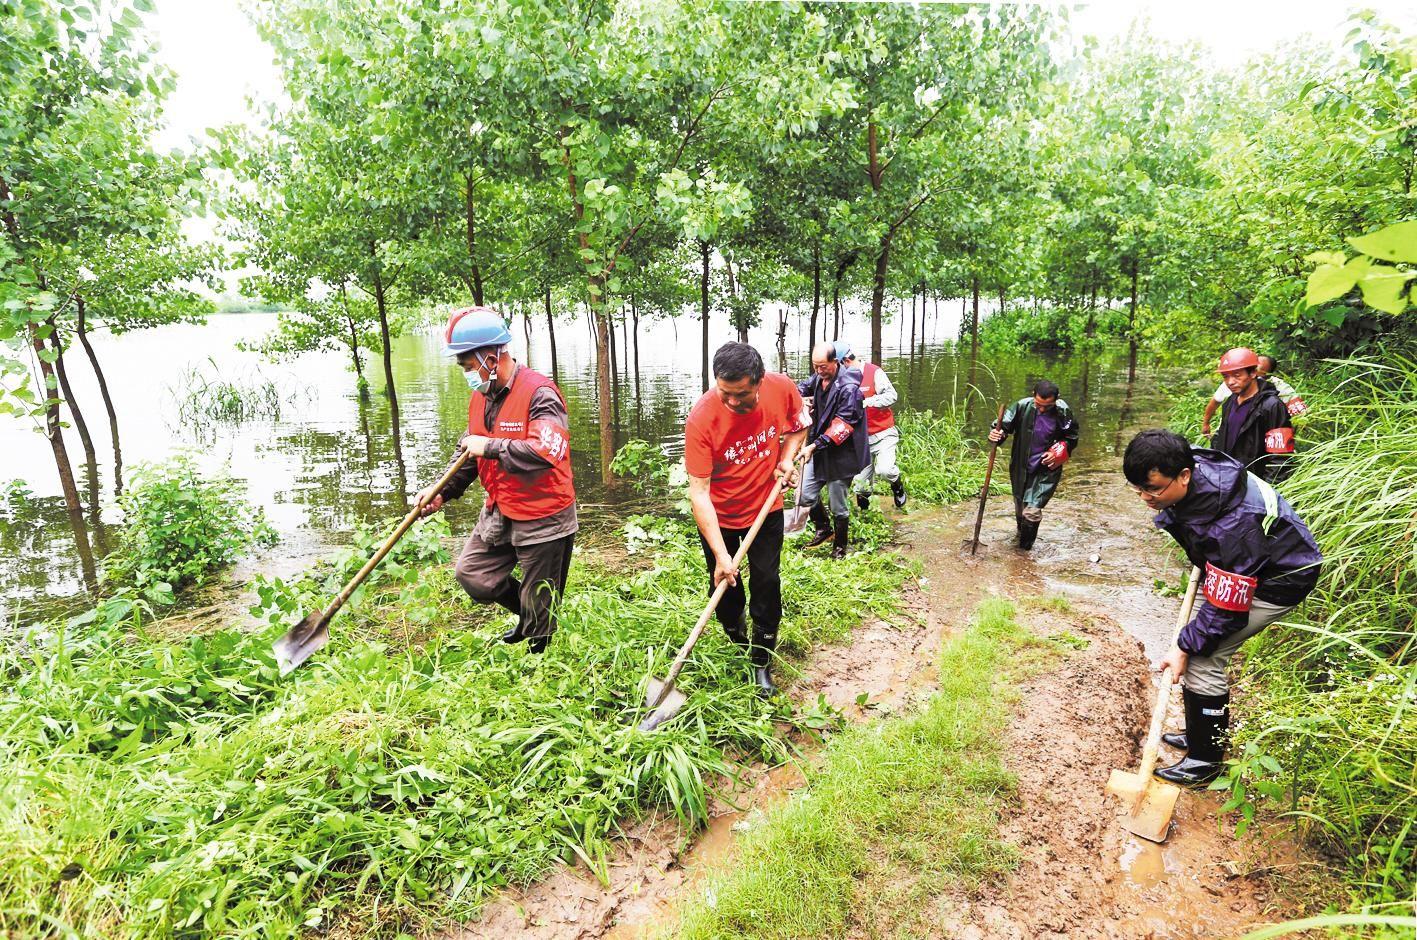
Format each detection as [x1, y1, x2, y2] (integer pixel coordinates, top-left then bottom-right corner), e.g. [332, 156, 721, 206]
[418, 306, 578, 654]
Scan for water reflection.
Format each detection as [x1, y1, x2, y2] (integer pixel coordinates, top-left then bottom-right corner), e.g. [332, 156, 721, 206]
[1, 304, 1143, 620]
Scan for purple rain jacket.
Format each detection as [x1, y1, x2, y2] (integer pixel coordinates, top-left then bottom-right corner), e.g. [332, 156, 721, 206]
[798, 367, 869, 484]
[1153, 449, 1322, 656]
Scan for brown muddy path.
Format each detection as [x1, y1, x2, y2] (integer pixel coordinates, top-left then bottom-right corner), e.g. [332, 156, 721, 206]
[457, 427, 1321, 939]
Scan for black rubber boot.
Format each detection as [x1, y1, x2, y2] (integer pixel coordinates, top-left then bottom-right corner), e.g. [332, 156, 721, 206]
[803, 503, 832, 548]
[723, 614, 750, 649]
[750, 631, 778, 698]
[831, 515, 849, 559]
[891, 477, 907, 509]
[496, 583, 526, 644]
[856, 491, 871, 511]
[1155, 690, 1228, 787]
[1162, 731, 1188, 751]
[526, 633, 550, 654]
[1017, 520, 1040, 551]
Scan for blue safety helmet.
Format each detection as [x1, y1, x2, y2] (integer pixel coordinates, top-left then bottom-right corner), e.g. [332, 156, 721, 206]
[833, 339, 854, 362]
[443, 306, 512, 357]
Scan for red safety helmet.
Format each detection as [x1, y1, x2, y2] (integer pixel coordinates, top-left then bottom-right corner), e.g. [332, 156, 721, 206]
[1217, 347, 1259, 374]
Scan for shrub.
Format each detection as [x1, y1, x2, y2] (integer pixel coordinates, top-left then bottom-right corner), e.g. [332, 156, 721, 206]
[103, 455, 277, 599]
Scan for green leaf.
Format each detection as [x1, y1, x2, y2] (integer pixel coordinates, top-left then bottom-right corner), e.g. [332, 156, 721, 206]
[1356, 265, 1413, 314]
[1305, 264, 1356, 307]
[1347, 221, 1417, 264]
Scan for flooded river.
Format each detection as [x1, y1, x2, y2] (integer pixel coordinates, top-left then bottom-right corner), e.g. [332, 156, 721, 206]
[0, 301, 1160, 622]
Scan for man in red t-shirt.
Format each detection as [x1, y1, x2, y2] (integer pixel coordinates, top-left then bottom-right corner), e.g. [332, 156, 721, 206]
[684, 342, 809, 697]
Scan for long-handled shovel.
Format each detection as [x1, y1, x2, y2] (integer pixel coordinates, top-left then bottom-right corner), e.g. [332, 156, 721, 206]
[1106, 565, 1202, 842]
[640, 466, 796, 732]
[273, 449, 474, 675]
[969, 403, 1007, 555]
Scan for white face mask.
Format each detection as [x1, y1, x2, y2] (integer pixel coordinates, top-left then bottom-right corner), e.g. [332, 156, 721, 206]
[462, 350, 500, 392]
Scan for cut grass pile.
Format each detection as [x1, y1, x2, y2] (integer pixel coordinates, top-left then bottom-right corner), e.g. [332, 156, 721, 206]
[0, 511, 911, 937]
[677, 597, 1061, 939]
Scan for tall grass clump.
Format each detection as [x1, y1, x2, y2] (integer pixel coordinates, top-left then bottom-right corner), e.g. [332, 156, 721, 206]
[0, 507, 911, 937]
[1220, 357, 1416, 926]
[895, 409, 1001, 503]
[678, 598, 1058, 939]
[102, 455, 277, 600]
[170, 361, 298, 424]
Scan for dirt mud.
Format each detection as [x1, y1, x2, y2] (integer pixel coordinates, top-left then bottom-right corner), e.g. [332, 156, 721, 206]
[457, 440, 1323, 939]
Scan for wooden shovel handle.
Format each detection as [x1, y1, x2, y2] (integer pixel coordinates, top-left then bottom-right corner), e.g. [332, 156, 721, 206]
[655, 457, 803, 695]
[1133, 566, 1202, 803]
[970, 403, 1007, 553]
[319, 447, 475, 623]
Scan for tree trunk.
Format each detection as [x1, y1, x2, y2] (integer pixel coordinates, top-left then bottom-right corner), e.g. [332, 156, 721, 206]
[776, 307, 788, 371]
[371, 266, 404, 499]
[908, 289, 917, 363]
[631, 294, 641, 401]
[1128, 260, 1140, 382]
[867, 118, 885, 361]
[544, 283, 559, 382]
[31, 321, 97, 592]
[609, 308, 620, 427]
[523, 305, 533, 368]
[809, 245, 821, 351]
[1085, 279, 1099, 340]
[700, 238, 711, 392]
[918, 284, 927, 360]
[591, 301, 614, 484]
[75, 296, 124, 494]
[465, 173, 485, 305]
[970, 275, 981, 363]
[340, 285, 367, 398]
[49, 328, 97, 477]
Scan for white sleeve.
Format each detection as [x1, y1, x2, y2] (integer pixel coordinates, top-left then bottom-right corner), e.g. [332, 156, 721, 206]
[864, 367, 897, 409]
[1271, 375, 1295, 400]
[1212, 382, 1230, 403]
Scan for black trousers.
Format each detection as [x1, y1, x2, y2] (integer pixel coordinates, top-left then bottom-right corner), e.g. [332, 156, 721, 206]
[454, 532, 576, 639]
[698, 509, 783, 665]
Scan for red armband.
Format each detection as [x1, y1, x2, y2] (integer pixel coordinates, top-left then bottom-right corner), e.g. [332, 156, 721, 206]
[1286, 396, 1308, 417]
[1046, 441, 1070, 466]
[1203, 562, 1257, 612]
[1264, 427, 1294, 454]
[822, 417, 853, 445]
[527, 419, 569, 463]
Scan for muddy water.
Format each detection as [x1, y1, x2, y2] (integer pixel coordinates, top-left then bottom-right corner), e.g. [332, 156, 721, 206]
[1, 300, 1148, 624]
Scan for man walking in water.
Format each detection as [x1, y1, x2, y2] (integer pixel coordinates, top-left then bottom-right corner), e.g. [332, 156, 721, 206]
[419, 306, 577, 654]
[1123, 429, 1321, 785]
[988, 379, 1079, 551]
[685, 342, 808, 697]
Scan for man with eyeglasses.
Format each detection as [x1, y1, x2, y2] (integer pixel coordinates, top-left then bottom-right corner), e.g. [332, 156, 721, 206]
[795, 341, 869, 559]
[418, 306, 578, 655]
[987, 379, 1079, 550]
[1122, 429, 1322, 786]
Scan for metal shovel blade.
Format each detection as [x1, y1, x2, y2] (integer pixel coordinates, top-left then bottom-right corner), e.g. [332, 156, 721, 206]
[639, 678, 688, 732]
[273, 611, 331, 677]
[1106, 769, 1181, 843]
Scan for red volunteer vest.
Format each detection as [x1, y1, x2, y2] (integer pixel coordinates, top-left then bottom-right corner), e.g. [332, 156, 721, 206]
[861, 362, 896, 435]
[468, 368, 576, 521]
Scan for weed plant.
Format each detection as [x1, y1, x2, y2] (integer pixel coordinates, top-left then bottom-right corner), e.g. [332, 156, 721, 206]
[1201, 358, 1416, 926]
[677, 598, 1059, 938]
[170, 361, 299, 425]
[102, 455, 277, 601]
[0, 505, 911, 936]
[895, 409, 1003, 504]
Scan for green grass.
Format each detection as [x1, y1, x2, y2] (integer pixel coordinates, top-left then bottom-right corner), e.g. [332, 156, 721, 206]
[0, 507, 912, 938]
[895, 408, 1003, 505]
[676, 598, 1059, 939]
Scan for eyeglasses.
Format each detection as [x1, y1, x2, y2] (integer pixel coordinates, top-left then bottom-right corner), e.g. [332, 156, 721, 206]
[1128, 475, 1179, 498]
